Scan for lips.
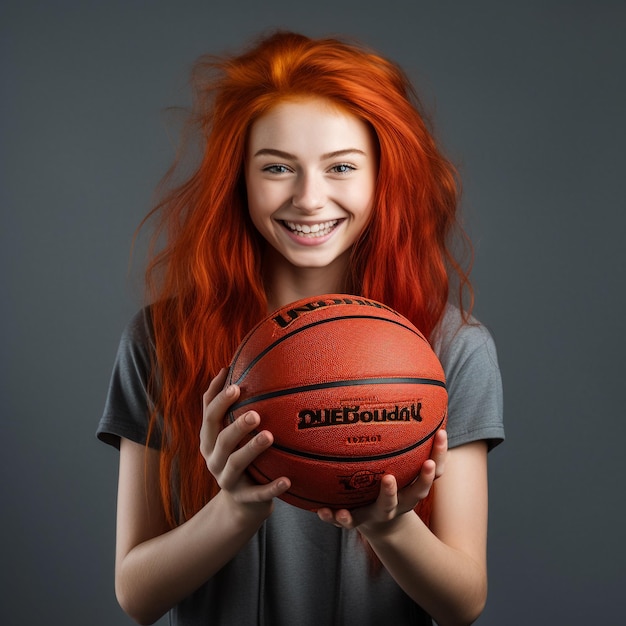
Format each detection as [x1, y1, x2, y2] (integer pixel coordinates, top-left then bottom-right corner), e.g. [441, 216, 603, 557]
[282, 219, 340, 238]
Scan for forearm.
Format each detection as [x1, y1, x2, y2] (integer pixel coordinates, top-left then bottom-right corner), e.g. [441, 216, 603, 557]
[360, 512, 487, 626]
[116, 490, 266, 625]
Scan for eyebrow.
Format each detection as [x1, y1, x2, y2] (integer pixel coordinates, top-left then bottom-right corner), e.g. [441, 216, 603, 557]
[253, 148, 367, 160]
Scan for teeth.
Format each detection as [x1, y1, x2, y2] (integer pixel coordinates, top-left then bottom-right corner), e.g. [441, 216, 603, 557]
[284, 220, 339, 238]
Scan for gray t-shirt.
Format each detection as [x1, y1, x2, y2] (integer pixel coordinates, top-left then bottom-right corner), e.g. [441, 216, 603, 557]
[97, 305, 504, 625]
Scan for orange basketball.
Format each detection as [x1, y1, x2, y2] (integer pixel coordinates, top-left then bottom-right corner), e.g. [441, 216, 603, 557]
[225, 294, 447, 510]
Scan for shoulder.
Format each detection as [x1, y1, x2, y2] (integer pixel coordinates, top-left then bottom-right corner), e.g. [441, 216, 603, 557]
[97, 307, 159, 450]
[430, 305, 504, 450]
[120, 307, 155, 349]
[431, 304, 497, 369]
[110, 307, 157, 389]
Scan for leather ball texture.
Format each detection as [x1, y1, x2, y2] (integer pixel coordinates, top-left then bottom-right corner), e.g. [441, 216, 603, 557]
[225, 294, 447, 510]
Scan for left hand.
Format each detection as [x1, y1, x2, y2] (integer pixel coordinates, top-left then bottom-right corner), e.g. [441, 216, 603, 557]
[317, 429, 448, 531]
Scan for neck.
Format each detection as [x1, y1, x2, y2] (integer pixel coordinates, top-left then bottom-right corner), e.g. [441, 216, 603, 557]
[264, 250, 352, 312]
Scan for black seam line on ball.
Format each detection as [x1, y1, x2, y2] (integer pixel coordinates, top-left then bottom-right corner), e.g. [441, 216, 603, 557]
[269, 412, 447, 463]
[230, 314, 429, 386]
[229, 376, 447, 412]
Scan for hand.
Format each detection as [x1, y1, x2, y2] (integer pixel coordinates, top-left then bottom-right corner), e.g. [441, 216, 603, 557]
[199, 368, 291, 513]
[317, 429, 448, 531]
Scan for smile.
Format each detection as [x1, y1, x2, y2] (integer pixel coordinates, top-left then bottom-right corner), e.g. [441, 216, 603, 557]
[282, 220, 340, 238]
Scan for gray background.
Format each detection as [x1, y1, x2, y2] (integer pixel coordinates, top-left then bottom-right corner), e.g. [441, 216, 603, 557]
[2, 1, 624, 624]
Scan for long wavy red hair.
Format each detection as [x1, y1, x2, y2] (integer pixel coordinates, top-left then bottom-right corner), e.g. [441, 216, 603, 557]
[142, 31, 473, 527]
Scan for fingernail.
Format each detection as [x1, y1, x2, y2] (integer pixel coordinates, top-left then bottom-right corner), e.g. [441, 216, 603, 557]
[225, 385, 236, 398]
[244, 412, 256, 425]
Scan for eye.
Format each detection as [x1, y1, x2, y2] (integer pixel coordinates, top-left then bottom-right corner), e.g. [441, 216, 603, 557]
[329, 163, 356, 174]
[263, 164, 291, 174]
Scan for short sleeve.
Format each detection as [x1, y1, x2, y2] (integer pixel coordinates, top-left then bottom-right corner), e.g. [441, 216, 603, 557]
[96, 309, 162, 450]
[432, 307, 504, 451]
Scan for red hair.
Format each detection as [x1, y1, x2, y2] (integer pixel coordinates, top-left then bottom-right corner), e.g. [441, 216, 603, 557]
[142, 31, 473, 526]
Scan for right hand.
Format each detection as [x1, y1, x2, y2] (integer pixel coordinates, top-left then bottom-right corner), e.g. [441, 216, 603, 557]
[199, 368, 291, 515]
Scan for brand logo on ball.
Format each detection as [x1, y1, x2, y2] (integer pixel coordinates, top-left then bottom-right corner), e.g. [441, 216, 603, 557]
[339, 470, 385, 491]
[272, 296, 398, 329]
[297, 402, 423, 429]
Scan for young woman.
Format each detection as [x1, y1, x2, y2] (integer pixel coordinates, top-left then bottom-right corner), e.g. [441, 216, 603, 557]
[98, 31, 504, 626]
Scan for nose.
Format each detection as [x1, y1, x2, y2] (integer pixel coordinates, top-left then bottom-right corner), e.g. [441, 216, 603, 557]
[292, 171, 325, 213]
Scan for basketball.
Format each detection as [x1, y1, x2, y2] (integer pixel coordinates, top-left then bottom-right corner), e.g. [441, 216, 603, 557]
[225, 294, 447, 510]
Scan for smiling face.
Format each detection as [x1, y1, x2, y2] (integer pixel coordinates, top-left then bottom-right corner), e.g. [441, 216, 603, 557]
[245, 98, 377, 298]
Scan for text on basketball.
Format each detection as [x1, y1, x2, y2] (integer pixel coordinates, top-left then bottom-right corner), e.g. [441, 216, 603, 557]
[297, 403, 423, 429]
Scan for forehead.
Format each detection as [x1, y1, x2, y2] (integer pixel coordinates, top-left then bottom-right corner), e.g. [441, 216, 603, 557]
[247, 98, 373, 153]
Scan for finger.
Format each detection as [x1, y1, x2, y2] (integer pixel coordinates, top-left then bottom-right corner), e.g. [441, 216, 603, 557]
[200, 379, 240, 456]
[316, 508, 336, 524]
[431, 429, 448, 479]
[317, 507, 353, 528]
[206, 411, 262, 478]
[220, 420, 271, 476]
[203, 379, 240, 425]
[334, 509, 354, 528]
[239, 476, 292, 504]
[369, 474, 398, 521]
[409, 459, 437, 501]
[202, 368, 230, 409]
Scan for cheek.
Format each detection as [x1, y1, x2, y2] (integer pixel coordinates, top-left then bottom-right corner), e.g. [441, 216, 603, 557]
[247, 195, 283, 243]
[247, 201, 268, 234]
[247, 180, 284, 217]
[247, 182, 271, 219]
[352, 186, 376, 221]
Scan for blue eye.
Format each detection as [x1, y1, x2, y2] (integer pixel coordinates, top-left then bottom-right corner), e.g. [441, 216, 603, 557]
[331, 163, 355, 174]
[264, 164, 290, 174]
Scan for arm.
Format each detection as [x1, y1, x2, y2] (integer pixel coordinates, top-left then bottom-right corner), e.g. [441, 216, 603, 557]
[114, 371, 290, 625]
[318, 435, 489, 626]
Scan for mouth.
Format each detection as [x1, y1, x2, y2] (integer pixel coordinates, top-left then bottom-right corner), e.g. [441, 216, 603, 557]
[281, 219, 341, 238]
